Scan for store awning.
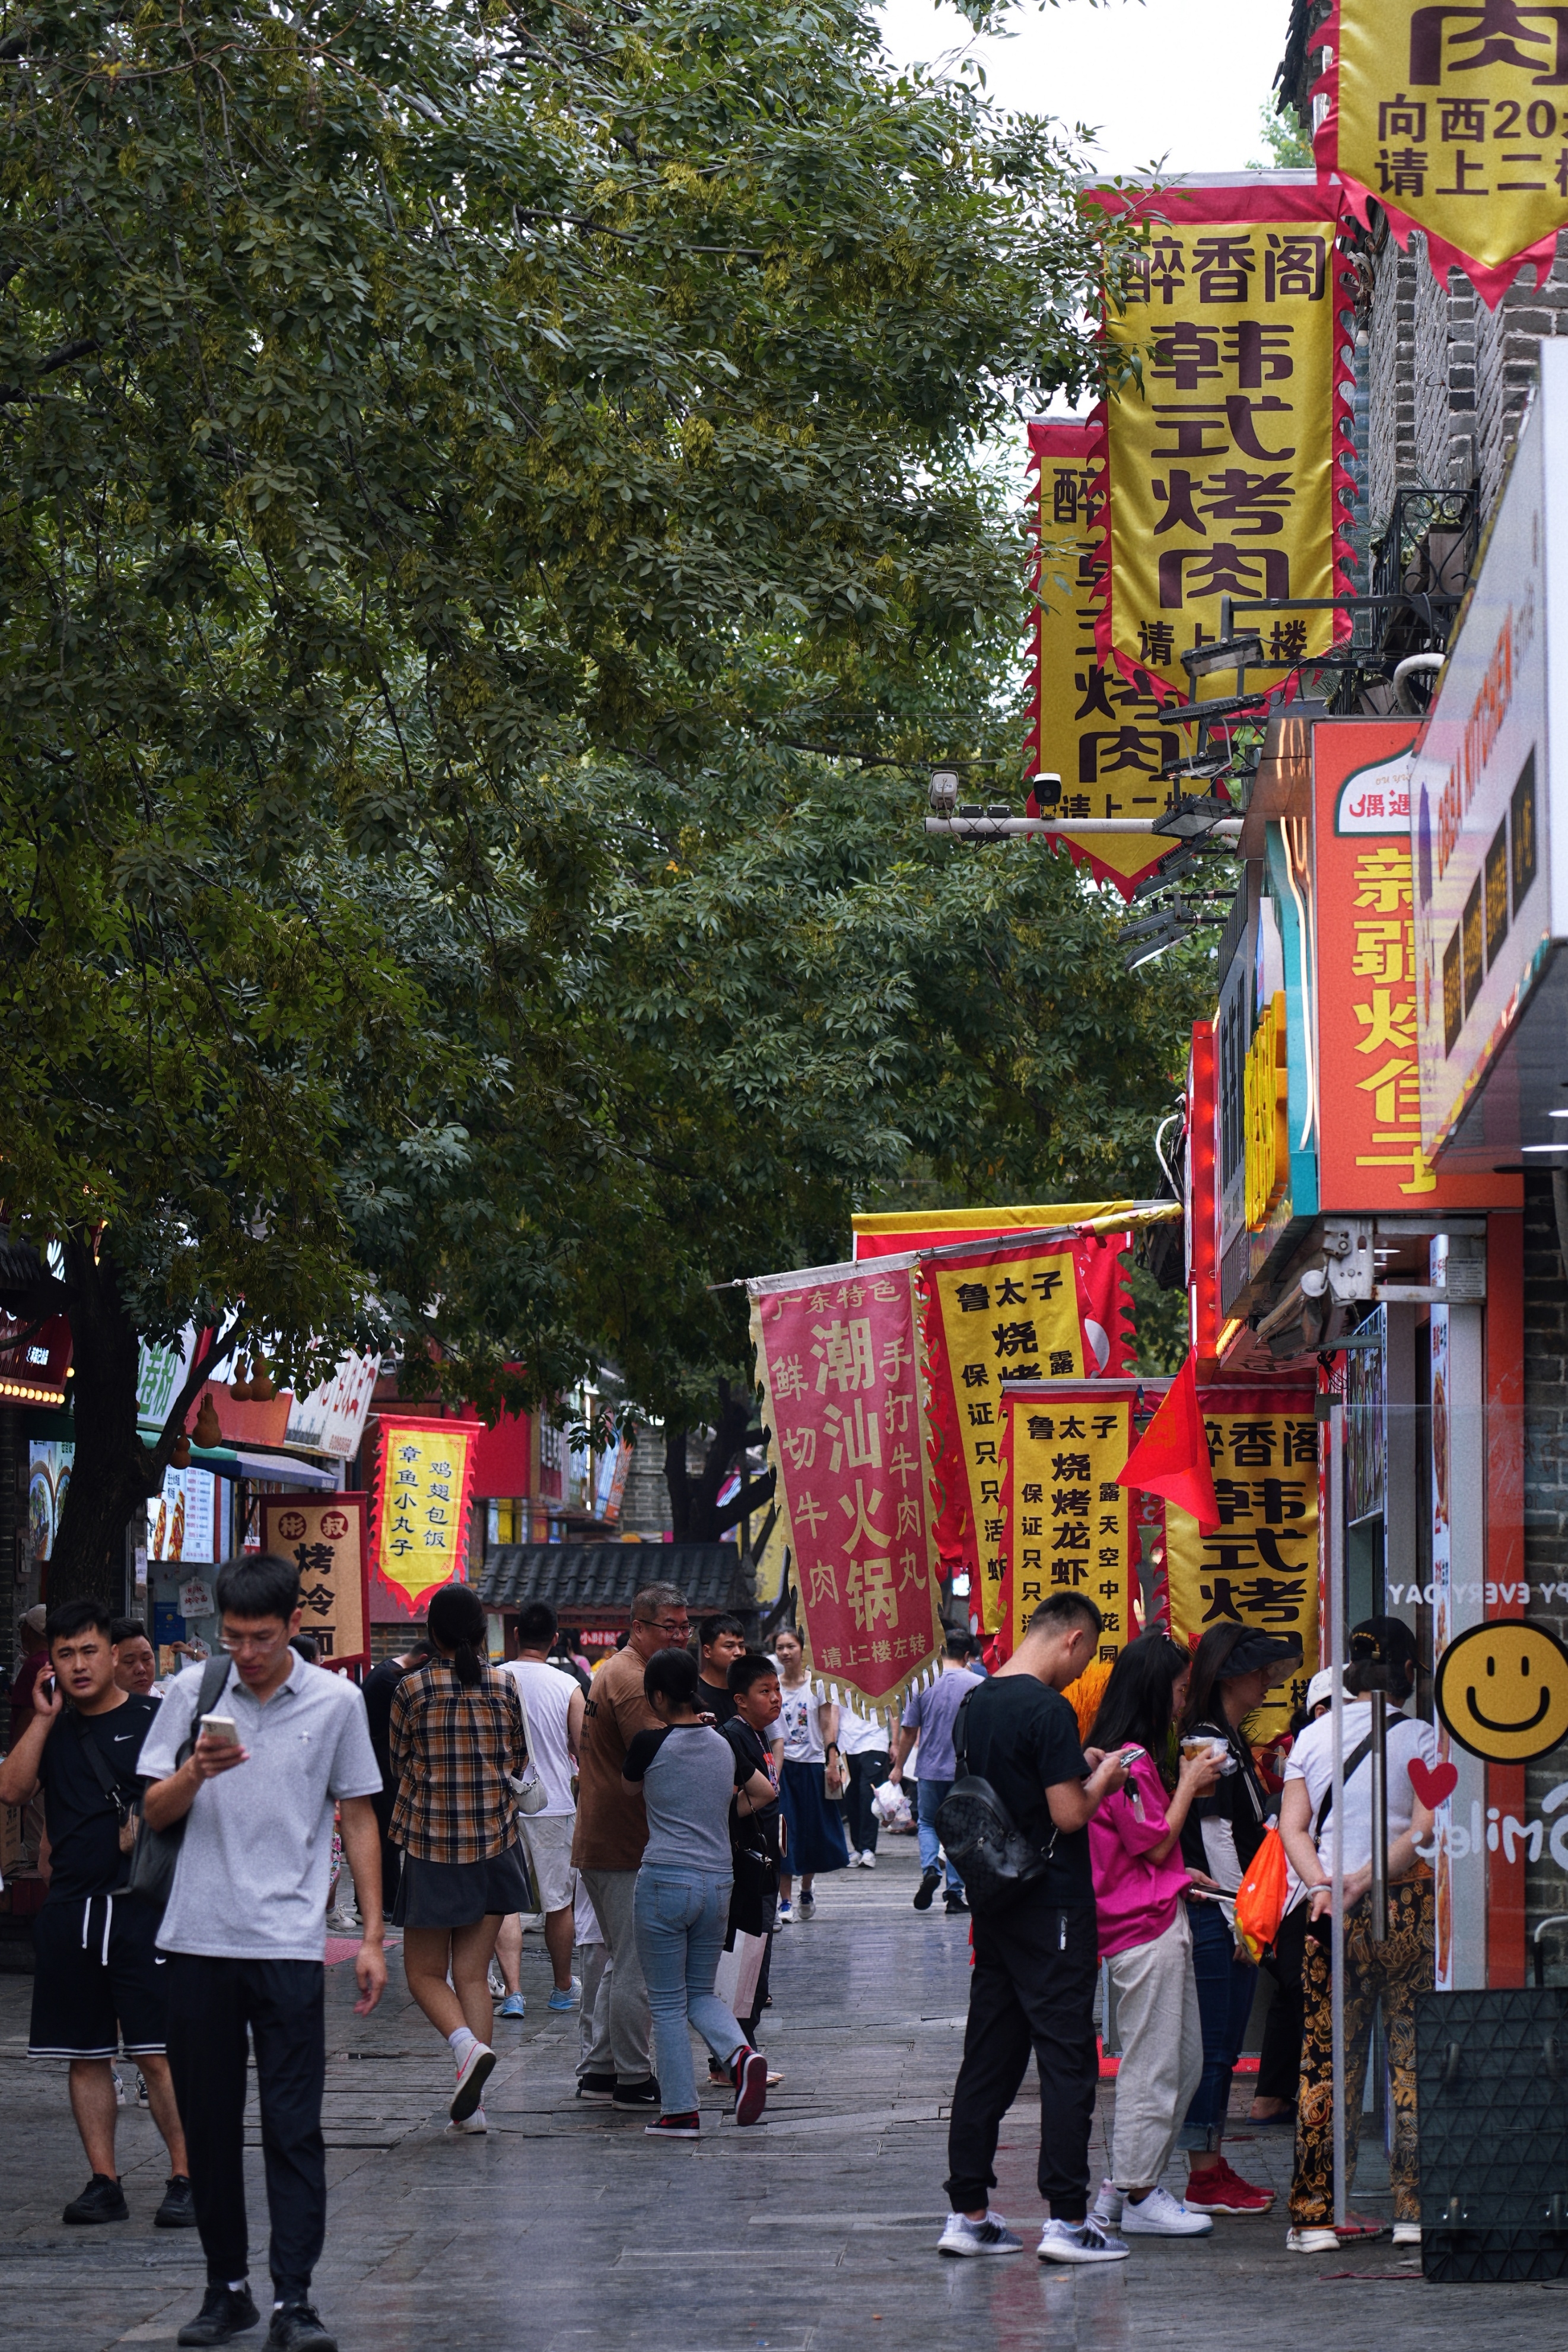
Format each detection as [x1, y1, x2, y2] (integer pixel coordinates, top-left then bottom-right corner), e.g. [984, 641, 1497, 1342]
[225, 1449, 339, 1491]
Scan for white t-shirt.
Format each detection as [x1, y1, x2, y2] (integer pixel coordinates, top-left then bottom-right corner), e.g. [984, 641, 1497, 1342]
[775, 1681, 829, 1764]
[837, 1699, 890, 1757]
[1284, 1701, 1439, 1876]
[500, 1659, 578, 1816]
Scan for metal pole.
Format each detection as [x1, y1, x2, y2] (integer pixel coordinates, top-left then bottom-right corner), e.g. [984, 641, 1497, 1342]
[1328, 1399, 1347, 2233]
[1369, 1666, 1389, 1944]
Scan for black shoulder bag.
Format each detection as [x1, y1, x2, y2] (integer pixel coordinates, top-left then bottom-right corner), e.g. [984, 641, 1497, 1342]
[125, 1655, 233, 1911]
[935, 1690, 1058, 1914]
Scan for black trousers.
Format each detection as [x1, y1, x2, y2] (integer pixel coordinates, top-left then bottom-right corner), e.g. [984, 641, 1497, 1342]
[1256, 1901, 1311, 2106]
[739, 1924, 775, 2043]
[166, 1954, 327, 2300]
[945, 1892, 1099, 2219]
[373, 1787, 402, 1917]
[846, 1750, 891, 1853]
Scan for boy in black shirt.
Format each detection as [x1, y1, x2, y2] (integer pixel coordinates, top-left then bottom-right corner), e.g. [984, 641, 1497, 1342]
[939, 1591, 1128, 2267]
[0, 1598, 193, 2229]
[715, 1653, 784, 2068]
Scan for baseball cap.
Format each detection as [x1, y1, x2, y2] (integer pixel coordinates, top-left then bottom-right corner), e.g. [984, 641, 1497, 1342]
[1306, 1666, 1340, 1714]
[1216, 1629, 1300, 1680]
[17, 1604, 46, 1635]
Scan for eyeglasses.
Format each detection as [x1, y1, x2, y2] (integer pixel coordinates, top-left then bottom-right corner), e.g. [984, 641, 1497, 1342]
[651, 1619, 691, 1638]
[221, 1631, 287, 1657]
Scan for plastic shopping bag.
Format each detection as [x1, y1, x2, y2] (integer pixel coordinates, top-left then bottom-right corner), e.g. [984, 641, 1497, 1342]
[1232, 1824, 1290, 1963]
[871, 1778, 912, 1829]
[714, 1928, 767, 2020]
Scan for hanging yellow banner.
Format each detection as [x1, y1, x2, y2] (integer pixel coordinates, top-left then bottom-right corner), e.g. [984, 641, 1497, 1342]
[1084, 183, 1352, 710]
[1028, 418, 1174, 895]
[1165, 1392, 1319, 1741]
[1323, 1, 1568, 303]
[1004, 1386, 1135, 1663]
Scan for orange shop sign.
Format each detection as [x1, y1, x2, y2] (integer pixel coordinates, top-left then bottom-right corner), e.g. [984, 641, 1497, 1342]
[1313, 720, 1518, 1212]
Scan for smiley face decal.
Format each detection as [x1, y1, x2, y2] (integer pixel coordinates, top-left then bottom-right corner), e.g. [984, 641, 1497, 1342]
[1434, 1622, 1568, 1764]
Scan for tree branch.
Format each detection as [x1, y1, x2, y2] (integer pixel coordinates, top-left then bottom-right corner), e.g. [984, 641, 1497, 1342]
[0, 336, 103, 405]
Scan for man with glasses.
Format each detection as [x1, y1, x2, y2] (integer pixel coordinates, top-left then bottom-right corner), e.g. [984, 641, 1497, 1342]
[138, 1554, 386, 2351]
[571, 1583, 689, 2111]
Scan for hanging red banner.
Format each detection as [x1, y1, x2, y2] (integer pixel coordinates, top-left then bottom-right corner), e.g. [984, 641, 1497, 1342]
[1311, 1, 1568, 307]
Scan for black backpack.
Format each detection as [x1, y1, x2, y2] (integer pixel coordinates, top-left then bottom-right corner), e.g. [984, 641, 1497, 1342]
[935, 1689, 1058, 1914]
[124, 1655, 234, 1911]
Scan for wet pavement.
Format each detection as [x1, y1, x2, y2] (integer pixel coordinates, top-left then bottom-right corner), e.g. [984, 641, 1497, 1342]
[1, 1839, 1559, 2348]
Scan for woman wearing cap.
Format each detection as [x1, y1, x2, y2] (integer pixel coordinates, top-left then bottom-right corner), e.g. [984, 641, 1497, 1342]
[1174, 1623, 1298, 2218]
[1279, 1618, 1436, 2253]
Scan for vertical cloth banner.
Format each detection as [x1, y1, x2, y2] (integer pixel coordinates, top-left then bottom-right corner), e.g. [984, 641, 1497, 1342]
[1003, 1382, 1137, 1664]
[366, 1415, 481, 1618]
[1312, 721, 1519, 1210]
[916, 1231, 1134, 1635]
[749, 1258, 941, 1717]
[1165, 1389, 1319, 1741]
[1028, 418, 1175, 897]
[1312, 0, 1568, 306]
[1083, 179, 1354, 710]
[259, 1493, 369, 1668]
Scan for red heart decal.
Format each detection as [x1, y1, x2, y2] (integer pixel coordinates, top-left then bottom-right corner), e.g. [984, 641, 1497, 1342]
[1410, 1758, 1458, 1808]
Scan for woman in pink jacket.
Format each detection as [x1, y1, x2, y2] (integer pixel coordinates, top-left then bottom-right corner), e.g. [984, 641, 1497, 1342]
[1087, 1635, 1222, 2238]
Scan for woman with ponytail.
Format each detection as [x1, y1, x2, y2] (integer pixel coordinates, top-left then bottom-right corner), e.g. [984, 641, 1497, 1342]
[389, 1582, 530, 2132]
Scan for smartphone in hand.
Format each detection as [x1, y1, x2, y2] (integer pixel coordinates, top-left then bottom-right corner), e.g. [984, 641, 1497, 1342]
[199, 1715, 240, 1745]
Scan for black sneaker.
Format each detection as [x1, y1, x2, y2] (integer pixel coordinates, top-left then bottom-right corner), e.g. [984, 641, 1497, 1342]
[612, 2076, 661, 2109]
[913, 1866, 941, 1911]
[155, 2174, 199, 2229]
[944, 1891, 970, 1915]
[63, 2173, 129, 2225]
[177, 2284, 261, 2346]
[575, 2073, 618, 2103]
[263, 2305, 337, 2352]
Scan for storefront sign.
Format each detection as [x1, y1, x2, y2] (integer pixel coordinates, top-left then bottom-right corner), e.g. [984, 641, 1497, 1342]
[1003, 1384, 1135, 1661]
[136, 1327, 200, 1430]
[1434, 1619, 1568, 1765]
[366, 1417, 480, 1616]
[1027, 418, 1173, 892]
[1083, 179, 1353, 707]
[260, 1493, 369, 1667]
[1314, 0, 1568, 304]
[0, 1310, 72, 1407]
[1165, 1390, 1319, 1740]
[285, 1349, 381, 1460]
[1243, 990, 1289, 1229]
[1315, 719, 1513, 1207]
[148, 1464, 218, 1565]
[749, 1258, 940, 1714]
[27, 1439, 73, 1565]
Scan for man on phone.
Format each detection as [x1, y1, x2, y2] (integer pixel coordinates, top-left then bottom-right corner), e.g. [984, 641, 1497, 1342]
[138, 1555, 386, 2352]
[0, 1599, 193, 2229]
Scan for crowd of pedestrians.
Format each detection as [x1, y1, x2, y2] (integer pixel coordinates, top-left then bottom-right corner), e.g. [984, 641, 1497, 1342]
[1, 1558, 1443, 2339]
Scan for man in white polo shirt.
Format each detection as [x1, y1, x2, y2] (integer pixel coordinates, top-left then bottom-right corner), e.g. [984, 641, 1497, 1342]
[139, 1554, 386, 2352]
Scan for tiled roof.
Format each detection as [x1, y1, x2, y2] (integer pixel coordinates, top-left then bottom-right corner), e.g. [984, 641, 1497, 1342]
[476, 1543, 752, 1619]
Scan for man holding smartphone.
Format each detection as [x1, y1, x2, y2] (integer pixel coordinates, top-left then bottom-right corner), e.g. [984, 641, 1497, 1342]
[0, 1598, 193, 2229]
[138, 1554, 386, 2352]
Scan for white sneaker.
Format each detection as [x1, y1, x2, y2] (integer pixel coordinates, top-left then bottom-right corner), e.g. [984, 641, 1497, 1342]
[445, 2107, 488, 2135]
[1392, 2221, 1421, 2247]
[937, 2210, 1023, 2257]
[450, 2040, 497, 2122]
[860, 1850, 876, 1870]
[1089, 2179, 1124, 2230]
[1286, 2225, 1340, 2253]
[1121, 2186, 1213, 2236]
[1036, 2218, 1129, 2265]
[775, 1900, 794, 1925]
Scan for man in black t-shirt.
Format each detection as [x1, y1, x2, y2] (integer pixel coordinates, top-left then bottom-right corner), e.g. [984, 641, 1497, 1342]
[695, 1614, 746, 1727]
[0, 1598, 193, 2230]
[938, 1591, 1129, 2268]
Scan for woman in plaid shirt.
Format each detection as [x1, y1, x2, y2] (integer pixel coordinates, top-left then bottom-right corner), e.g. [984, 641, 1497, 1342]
[389, 1584, 531, 2132]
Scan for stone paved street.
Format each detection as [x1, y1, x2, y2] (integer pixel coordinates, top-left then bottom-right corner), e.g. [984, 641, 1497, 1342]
[1, 1842, 1560, 2350]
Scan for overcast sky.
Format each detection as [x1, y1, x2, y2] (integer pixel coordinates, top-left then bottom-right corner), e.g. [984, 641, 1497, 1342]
[876, 0, 1294, 177]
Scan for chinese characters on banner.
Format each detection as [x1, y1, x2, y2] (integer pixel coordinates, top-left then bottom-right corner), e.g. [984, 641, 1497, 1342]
[259, 1493, 369, 1667]
[749, 1260, 941, 1714]
[1028, 418, 1174, 896]
[1312, 722, 1517, 1209]
[1316, 0, 1568, 303]
[1083, 183, 1353, 708]
[367, 1417, 481, 1616]
[1003, 1385, 1134, 1663]
[1165, 1394, 1319, 1741]
[917, 1235, 1133, 1635]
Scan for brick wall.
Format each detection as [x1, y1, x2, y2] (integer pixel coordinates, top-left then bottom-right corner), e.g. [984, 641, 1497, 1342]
[1522, 1174, 1568, 1937]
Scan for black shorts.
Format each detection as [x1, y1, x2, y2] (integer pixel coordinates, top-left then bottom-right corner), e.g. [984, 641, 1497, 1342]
[29, 1892, 168, 2059]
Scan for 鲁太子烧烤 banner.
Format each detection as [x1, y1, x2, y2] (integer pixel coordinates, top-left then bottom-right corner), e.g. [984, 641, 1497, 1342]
[749, 1258, 941, 1717]
[1002, 1382, 1137, 1665]
[1313, 0, 1568, 306]
[1082, 180, 1354, 714]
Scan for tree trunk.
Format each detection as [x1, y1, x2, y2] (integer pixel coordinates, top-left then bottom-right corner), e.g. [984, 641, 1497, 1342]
[662, 1380, 776, 1542]
[47, 1237, 158, 1608]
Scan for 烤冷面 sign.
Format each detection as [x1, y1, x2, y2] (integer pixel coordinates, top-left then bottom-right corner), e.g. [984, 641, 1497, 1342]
[259, 1493, 369, 1667]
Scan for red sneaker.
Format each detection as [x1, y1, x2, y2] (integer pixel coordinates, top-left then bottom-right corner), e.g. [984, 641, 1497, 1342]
[1185, 2161, 1275, 2216]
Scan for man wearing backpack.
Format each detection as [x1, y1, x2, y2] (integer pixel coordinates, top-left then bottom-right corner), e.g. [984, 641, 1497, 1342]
[0, 1598, 194, 2230]
[936, 1590, 1130, 2267]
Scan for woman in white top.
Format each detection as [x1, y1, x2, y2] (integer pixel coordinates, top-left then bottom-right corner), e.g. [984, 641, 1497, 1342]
[1279, 1616, 1437, 2254]
[837, 1695, 892, 1868]
[497, 1600, 587, 2016]
[771, 1628, 848, 1921]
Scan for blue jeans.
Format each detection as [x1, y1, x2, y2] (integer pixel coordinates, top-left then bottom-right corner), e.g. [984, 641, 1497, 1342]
[916, 1777, 961, 1892]
[1177, 1896, 1258, 2150]
[632, 1865, 746, 2119]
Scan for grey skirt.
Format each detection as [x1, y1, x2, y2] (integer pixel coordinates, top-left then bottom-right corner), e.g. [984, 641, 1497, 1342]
[392, 1840, 535, 1930]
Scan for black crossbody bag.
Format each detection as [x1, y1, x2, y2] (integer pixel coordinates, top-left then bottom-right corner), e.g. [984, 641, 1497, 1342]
[121, 1657, 233, 1910]
[935, 1690, 1059, 1914]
